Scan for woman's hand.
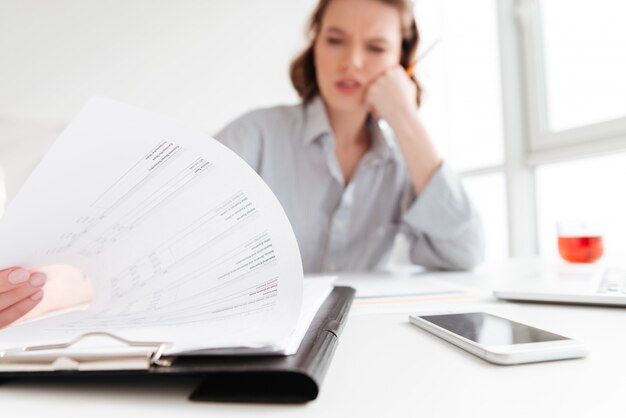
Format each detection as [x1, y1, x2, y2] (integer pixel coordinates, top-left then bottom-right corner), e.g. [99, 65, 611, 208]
[364, 65, 442, 194]
[0, 267, 46, 328]
[364, 65, 418, 127]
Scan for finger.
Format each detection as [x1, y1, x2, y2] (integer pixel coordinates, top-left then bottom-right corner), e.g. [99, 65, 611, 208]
[0, 273, 47, 311]
[376, 65, 401, 82]
[0, 290, 44, 329]
[0, 267, 31, 292]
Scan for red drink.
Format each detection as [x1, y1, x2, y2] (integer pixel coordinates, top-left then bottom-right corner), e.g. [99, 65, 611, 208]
[557, 236, 603, 263]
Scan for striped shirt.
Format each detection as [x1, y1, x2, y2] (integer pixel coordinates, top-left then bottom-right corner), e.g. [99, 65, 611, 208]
[215, 96, 484, 274]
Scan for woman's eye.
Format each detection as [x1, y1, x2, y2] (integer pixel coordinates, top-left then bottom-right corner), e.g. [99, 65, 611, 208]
[327, 37, 343, 45]
[367, 45, 386, 53]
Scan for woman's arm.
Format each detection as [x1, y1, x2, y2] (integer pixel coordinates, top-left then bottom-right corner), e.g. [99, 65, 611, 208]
[365, 66, 442, 195]
[366, 66, 484, 270]
[399, 163, 485, 270]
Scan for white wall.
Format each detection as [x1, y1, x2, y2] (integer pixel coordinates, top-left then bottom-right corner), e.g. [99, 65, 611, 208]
[0, 166, 5, 218]
[0, 0, 316, 204]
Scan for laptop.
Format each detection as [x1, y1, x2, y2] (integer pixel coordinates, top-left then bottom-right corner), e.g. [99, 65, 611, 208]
[493, 262, 626, 307]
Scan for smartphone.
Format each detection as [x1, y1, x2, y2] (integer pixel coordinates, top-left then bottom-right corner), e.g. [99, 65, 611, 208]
[409, 311, 589, 365]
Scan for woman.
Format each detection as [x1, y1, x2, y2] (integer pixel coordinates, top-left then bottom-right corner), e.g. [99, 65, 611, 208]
[215, 0, 483, 273]
[0, 0, 483, 328]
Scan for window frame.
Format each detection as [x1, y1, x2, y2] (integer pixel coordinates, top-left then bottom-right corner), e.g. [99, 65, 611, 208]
[515, 0, 626, 164]
[464, 0, 626, 261]
[456, 0, 540, 259]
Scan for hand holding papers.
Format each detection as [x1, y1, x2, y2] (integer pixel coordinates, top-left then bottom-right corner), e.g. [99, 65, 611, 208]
[0, 97, 315, 358]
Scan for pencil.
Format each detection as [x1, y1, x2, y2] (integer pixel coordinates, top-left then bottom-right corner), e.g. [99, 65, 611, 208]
[406, 37, 441, 76]
[406, 61, 417, 76]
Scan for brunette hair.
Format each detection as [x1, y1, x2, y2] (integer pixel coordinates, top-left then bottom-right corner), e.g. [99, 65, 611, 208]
[289, 0, 422, 107]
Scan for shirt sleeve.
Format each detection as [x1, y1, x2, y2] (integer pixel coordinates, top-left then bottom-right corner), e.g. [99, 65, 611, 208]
[400, 161, 485, 270]
[213, 111, 263, 173]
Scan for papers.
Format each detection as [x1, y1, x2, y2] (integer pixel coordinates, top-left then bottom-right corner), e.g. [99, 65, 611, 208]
[329, 272, 488, 315]
[283, 277, 335, 354]
[188, 277, 335, 356]
[0, 97, 310, 356]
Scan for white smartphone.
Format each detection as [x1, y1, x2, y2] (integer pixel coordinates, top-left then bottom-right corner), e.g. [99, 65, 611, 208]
[409, 311, 589, 365]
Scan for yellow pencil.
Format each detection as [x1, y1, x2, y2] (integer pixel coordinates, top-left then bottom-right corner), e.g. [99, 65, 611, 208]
[406, 61, 417, 76]
[406, 37, 441, 76]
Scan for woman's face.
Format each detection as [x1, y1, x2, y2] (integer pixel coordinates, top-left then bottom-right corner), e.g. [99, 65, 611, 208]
[314, 0, 403, 113]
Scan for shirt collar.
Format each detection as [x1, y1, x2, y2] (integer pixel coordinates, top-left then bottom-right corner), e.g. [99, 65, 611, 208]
[301, 95, 397, 163]
[302, 96, 331, 145]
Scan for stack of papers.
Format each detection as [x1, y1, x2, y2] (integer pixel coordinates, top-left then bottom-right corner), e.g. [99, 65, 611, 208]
[0, 98, 330, 357]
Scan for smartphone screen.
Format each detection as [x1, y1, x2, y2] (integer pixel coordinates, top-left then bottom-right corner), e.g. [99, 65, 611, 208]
[418, 312, 568, 346]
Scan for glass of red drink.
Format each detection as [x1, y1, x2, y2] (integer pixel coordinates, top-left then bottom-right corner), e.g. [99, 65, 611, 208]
[557, 221, 603, 263]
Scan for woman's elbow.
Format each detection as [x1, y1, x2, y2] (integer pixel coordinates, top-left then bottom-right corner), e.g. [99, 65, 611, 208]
[446, 226, 486, 271]
[446, 246, 484, 271]
[415, 227, 485, 271]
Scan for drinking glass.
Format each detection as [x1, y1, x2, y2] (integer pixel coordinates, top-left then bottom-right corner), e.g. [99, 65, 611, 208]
[557, 221, 603, 263]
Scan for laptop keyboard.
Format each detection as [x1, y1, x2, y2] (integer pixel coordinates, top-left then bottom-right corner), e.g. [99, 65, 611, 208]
[597, 268, 626, 294]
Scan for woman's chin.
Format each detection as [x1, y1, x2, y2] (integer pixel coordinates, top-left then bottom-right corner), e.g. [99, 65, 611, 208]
[323, 94, 367, 114]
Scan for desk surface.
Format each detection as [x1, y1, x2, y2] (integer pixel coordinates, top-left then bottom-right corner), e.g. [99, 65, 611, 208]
[2, 259, 625, 417]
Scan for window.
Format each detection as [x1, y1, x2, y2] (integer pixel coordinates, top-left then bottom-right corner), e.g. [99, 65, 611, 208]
[536, 151, 626, 262]
[416, 0, 626, 264]
[515, 0, 626, 262]
[411, 0, 508, 265]
[540, 0, 626, 132]
[519, 0, 626, 157]
[415, 0, 504, 172]
[462, 173, 509, 262]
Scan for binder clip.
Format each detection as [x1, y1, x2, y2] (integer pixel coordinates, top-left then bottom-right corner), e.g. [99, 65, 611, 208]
[0, 332, 172, 372]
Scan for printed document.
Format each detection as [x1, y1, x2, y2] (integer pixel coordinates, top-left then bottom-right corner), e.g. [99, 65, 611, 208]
[0, 98, 318, 356]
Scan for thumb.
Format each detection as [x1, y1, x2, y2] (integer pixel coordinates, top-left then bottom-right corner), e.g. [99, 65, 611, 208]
[0, 267, 30, 292]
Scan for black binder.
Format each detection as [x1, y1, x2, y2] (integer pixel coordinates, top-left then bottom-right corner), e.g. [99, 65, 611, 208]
[0, 286, 355, 403]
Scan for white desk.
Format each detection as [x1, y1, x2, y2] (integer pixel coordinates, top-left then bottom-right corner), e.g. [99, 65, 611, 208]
[2, 259, 625, 417]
